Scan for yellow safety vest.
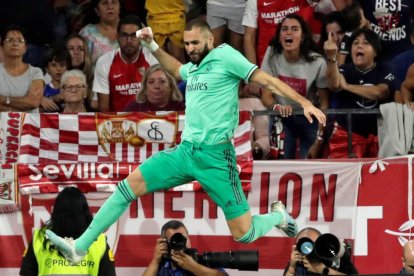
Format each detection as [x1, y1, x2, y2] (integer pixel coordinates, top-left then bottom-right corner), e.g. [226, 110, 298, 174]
[33, 229, 106, 276]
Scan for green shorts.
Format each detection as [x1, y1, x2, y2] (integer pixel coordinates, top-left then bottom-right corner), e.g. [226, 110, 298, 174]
[139, 141, 250, 220]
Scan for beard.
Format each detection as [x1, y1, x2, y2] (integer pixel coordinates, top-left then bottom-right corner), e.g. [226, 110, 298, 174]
[121, 45, 139, 58]
[188, 43, 210, 65]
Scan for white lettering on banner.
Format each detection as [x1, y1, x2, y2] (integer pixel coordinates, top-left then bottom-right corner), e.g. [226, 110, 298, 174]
[27, 163, 115, 181]
[0, 112, 21, 164]
[18, 161, 360, 236]
[248, 161, 360, 238]
[0, 160, 368, 273]
[354, 206, 383, 256]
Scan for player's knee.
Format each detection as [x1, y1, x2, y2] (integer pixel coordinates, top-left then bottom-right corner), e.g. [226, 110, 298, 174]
[234, 224, 255, 244]
[126, 170, 147, 197]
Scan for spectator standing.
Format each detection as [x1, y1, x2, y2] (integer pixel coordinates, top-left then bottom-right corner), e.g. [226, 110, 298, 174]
[261, 14, 329, 159]
[65, 34, 96, 108]
[355, 0, 414, 60]
[143, 220, 228, 276]
[324, 28, 397, 158]
[124, 64, 185, 112]
[0, 25, 44, 113]
[145, 0, 186, 63]
[79, 0, 121, 67]
[320, 11, 346, 64]
[206, 0, 246, 52]
[94, 15, 158, 112]
[242, 0, 319, 67]
[19, 187, 115, 276]
[338, 2, 371, 65]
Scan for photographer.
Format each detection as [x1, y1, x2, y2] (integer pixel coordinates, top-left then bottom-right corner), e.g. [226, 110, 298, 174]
[143, 220, 228, 276]
[284, 227, 358, 275]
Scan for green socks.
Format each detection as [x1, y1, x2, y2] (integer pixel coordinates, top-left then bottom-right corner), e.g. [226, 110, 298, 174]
[75, 179, 137, 252]
[236, 212, 284, 243]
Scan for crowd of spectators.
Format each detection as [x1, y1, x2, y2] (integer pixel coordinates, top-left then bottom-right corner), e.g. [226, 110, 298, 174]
[0, 0, 413, 160]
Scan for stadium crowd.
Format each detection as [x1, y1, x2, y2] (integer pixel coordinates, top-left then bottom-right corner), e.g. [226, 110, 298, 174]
[0, 0, 413, 160]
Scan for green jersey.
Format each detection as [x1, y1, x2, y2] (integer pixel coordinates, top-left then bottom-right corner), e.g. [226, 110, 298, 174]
[179, 44, 257, 145]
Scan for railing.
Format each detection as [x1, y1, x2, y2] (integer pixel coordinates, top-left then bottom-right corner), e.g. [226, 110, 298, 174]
[252, 108, 381, 158]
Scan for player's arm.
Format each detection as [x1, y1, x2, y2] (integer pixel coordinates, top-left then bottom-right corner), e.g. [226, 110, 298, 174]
[138, 28, 182, 81]
[250, 69, 326, 126]
[152, 47, 182, 81]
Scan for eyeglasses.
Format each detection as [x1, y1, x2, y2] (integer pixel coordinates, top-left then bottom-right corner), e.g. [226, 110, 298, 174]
[119, 32, 139, 41]
[63, 84, 86, 91]
[4, 37, 26, 45]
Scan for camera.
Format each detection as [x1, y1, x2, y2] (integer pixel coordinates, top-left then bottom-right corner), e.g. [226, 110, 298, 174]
[296, 233, 350, 269]
[165, 233, 259, 271]
[166, 232, 187, 252]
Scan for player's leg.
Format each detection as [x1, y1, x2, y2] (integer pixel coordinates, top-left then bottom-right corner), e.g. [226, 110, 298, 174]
[228, 201, 298, 243]
[46, 168, 146, 264]
[193, 142, 297, 243]
[47, 145, 193, 264]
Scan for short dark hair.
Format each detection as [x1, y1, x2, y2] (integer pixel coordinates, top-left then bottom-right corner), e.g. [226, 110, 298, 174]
[320, 11, 346, 43]
[349, 28, 382, 59]
[161, 220, 188, 238]
[185, 18, 212, 33]
[117, 14, 143, 33]
[45, 45, 68, 65]
[1, 24, 27, 46]
[268, 13, 321, 62]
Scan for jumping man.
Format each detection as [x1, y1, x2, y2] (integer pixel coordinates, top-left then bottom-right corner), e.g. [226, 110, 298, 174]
[46, 19, 326, 264]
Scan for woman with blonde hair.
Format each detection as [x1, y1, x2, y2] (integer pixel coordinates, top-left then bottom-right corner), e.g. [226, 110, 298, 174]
[124, 64, 185, 112]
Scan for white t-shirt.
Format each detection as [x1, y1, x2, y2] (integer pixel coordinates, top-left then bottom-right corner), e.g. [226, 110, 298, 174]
[0, 63, 44, 113]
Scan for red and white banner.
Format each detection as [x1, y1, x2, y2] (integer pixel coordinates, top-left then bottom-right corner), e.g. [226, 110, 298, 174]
[17, 111, 252, 167]
[0, 112, 252, 209]
[0, 160, 360, 275]
[1, 111, 413, 275]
